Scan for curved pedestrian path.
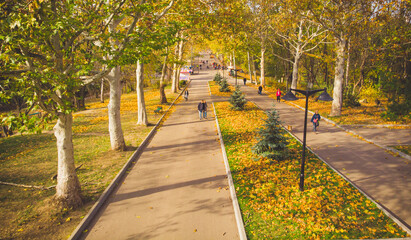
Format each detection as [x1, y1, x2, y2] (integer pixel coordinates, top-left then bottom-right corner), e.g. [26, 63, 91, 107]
[223, 73, 411, 234]
[80, 68, 241, 239]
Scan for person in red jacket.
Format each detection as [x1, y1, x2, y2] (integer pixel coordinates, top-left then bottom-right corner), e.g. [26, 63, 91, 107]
[276, 88, 282, 102]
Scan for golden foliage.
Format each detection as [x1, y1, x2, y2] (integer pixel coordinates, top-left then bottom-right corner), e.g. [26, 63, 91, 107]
[208, 81, 234, 97]
[215, 101, 408, 239]
[249, 85, 410, 125]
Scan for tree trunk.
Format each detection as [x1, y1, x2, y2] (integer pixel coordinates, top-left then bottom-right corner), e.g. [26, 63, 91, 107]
[54, 113, 82, 208]
[260, 47, 265, 86]
[100, 78, 104, 103]
[171, 62, 178, 93]
[291, 51, 301, 92]
[107, 66, 126, 150]
[330, 37, 346, 116]
[176, 37, 184, 90]
[345, 39, 350, 86]
[160, 51, 168, 104]
[137, 60, 148, 126]
[251, 55, 258, 85]
[247, 51, 252, 83]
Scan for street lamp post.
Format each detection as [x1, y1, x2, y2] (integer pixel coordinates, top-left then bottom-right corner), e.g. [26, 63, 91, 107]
[282, 88, 333, 191]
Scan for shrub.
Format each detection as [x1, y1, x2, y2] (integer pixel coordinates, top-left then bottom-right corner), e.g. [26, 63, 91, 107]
[381, 101, 410, 121]
[229, 86, 247, 110]
[253, 108, 289, 161]
[360, 85, 381, 102]
[219, 78, 230, 92]
[213, 73, 222, 84]
[344, 91, 361, 107]
[179, 80, 187, 88]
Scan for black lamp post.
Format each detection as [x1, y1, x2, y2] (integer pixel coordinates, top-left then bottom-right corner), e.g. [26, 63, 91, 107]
[282, 88, 333, 191]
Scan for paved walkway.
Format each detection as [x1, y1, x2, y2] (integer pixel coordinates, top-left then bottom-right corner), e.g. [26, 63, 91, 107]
[81, 69, 240, 239]
[223, 74, 411, 232]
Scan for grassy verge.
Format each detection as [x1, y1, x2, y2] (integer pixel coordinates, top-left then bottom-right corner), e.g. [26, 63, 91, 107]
[214, 101, 409, 239]
[392, 145, 411, 155]
[208, 80, 234, 97]
[0, 88, 179, 240]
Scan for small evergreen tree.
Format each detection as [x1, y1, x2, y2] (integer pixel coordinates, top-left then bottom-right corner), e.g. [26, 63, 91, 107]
[253, 108, 289, 161]
[219, 78, 231, 92]
[213, 73, 222, 84]
[229, 85, 247, 110]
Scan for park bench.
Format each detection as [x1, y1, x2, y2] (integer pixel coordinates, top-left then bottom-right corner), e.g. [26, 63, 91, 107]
[154, 106, 163, 114]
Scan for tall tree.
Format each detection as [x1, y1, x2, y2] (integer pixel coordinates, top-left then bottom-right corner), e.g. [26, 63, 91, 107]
[308, 0, 373, 116]
[270, 10, 327, 92]
[0, 0, 110, 207]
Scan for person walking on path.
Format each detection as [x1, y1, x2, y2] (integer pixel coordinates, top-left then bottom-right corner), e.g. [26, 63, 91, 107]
[311, 110, 321, 133]
[258, 85, 263, 95]
[198, 100, 208, 120]
[243, 78, 247, 85]
[202, 100, 208, 119]
[276, 88, 282, 102]
[184, 90, 189, 101]
[198, 100, 204, 120]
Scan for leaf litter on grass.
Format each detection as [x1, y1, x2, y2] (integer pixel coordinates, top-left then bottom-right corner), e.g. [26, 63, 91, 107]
[214, 101, 409, 240]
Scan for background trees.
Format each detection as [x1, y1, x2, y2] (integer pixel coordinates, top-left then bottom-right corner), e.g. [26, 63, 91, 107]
[0, 0, 409, 209]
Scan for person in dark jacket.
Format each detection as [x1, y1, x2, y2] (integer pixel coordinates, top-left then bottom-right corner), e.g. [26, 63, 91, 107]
[243, 78, 247, 85]
[184, 90, 189, 101]
[258, 85, 263, 95]
[198, 100, 204, 120]
[311, 110, 321, 133]
[202, 100, 208, 119]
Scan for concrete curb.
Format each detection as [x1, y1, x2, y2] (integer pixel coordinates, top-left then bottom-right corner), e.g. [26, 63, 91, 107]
[69, 83, 191, 240]
[285, 101, 411, 161]
[252, 102, 411, 237]
[212, 102, 248, 240]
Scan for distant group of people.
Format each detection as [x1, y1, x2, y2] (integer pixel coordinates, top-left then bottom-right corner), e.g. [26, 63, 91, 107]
[212, 62, 221, 70]
[184, 63, 322, 132]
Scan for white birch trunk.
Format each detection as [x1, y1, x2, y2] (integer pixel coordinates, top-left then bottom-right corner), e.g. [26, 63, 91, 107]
[54, 113, 82, 207]
[171, 63, 178, 93]
[137, 60, 148, 126]
[260, 47, 265, 86]
[176, 38, 184, 90]
[291, 51, 301, 91]
[107, 66, 126, 150]
[106, 17, 126, 151]
[100, 78, 105, 103]
[330, 37, 346, 116]
[251, 55, 258, 85]
[171, 32, 179, 93]
[247, 51, 252, 83]
[160, 52, 168, 104]
[345, 39, 350, 86]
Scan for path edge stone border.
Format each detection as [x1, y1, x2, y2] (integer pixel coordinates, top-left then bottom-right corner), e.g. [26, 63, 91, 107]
[286, 101, 411, 161]
[252, 101, 411, 237]
[212, 102, 248, 240]
[69, 82, 191, 240]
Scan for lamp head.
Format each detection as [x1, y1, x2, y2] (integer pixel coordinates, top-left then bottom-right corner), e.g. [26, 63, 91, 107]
[317, 89, 333, 101]
[281, 91, 299, 101]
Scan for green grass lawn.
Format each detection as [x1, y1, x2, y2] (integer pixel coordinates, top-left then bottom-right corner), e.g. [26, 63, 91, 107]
[392, 145, 411, 155]
[0, 88, 179, 239]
